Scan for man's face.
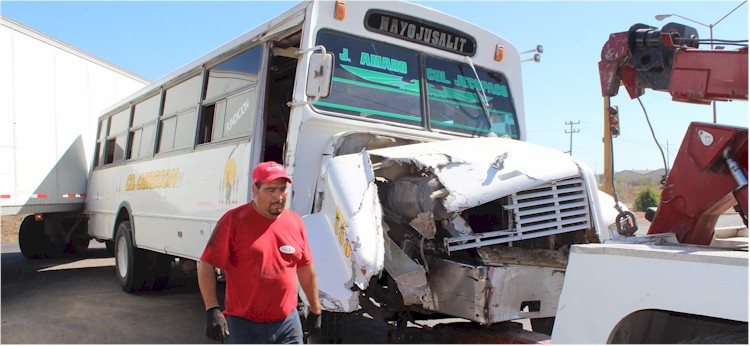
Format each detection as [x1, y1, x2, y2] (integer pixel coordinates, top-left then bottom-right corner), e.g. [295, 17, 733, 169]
[252, 178, 288, 218]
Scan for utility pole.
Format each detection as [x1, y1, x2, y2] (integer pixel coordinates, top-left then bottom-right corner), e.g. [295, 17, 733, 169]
[565, 121, 580, 156]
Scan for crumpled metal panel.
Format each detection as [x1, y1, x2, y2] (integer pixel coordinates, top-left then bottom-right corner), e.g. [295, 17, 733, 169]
[383, 231, 428, 306]
[369, 137, 581, 213]
[304, 151, 385, 312]
[423, 257, 565, 324]
[323, 151, 385, 288]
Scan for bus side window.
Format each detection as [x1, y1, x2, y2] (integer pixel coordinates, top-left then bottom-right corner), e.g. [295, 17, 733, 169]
[198, 104, 215, 144]
[129, 94, 159, 159]
[157, 75, 201, 153]
[104, 107, 130, 164]
[94, 119, 107, 167]
[201, 45, 262, 144]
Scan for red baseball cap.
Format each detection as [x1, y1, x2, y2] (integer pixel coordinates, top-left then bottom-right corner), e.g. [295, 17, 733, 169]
[252, 161, 292, 184]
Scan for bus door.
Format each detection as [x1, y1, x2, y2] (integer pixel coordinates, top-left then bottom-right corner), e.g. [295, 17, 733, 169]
[261, 30, 302, 165]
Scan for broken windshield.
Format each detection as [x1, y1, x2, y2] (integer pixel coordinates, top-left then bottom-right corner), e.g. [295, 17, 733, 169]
[313, 31, 519, 138]
[425, 56, 518, 138]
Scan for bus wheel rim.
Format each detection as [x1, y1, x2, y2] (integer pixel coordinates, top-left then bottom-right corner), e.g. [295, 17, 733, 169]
[117, 237, 128, 278]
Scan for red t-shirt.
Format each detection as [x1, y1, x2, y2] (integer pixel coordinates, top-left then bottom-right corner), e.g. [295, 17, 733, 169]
[200, 203, 312, 322]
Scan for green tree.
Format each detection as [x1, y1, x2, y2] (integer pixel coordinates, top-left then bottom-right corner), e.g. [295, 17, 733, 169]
[634, 187, 661, 211]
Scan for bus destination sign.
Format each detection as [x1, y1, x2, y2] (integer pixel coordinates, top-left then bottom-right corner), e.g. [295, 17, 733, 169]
[365, 10, 476, 56]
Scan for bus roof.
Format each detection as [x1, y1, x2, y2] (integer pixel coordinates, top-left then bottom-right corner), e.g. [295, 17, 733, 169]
[100, 0, 520, 117]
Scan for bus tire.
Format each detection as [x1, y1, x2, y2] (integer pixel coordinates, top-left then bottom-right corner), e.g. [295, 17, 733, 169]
[146, 252, 172, 291]
[114, 221, 148, 293]
[19, 215, 45, 259]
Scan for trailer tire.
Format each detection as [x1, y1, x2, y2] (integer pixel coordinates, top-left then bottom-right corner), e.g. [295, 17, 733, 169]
[115, 221, 148, 293]
[19, 216, 45, 259]
[66, 236, 90, 255]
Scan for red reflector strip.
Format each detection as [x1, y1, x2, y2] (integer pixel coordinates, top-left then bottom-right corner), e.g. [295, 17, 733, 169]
[62, 194, 87, 198]
[1, 194, 10, 199]
[30, 194, 47, 198]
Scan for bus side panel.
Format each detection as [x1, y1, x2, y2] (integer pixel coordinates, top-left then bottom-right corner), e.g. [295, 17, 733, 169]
[125, 143, 251, 260]
[85, 166, 123, 240]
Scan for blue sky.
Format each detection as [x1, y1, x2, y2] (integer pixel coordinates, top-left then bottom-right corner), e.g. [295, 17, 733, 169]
[3, 1, 747, 174]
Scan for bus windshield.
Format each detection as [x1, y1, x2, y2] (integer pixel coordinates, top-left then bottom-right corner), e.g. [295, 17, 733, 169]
[314, 31, 519, 139]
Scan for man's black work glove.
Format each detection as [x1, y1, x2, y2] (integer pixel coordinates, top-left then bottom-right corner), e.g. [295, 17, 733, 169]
[206, 307, 229, 342]
[305, 312, 322, 335]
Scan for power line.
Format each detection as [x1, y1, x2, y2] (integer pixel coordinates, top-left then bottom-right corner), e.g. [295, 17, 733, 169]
[564, 120, 580, 156]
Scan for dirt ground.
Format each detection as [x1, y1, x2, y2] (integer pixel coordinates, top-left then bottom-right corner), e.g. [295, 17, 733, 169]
[1, 215, 24, 244]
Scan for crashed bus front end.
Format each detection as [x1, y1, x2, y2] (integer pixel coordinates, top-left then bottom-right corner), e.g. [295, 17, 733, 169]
[304, 135, 618, 325]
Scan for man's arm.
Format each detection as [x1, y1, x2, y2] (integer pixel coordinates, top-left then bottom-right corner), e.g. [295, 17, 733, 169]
[198, 261, 229, 342]
[197, 261, 220, 309]
[297, 264, 321, 314]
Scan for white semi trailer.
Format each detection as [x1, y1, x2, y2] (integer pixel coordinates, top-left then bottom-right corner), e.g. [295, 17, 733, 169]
[0, 16, 149, 258]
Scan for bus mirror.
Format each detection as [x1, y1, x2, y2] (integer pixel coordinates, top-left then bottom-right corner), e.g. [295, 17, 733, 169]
[305, 52, 334, 99]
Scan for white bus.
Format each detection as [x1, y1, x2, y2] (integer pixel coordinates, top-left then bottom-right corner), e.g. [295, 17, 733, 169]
[85, 0, 619, 338]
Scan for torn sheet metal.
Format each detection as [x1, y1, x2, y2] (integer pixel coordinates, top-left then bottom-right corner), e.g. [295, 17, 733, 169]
[383, 233, 428, 306]
[369, 137, 581, 213]
[321, 151, 385, 288]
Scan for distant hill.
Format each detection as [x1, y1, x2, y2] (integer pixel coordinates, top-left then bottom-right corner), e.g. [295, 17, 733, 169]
[597, 168, 666, 186]
[597, 169, 666, 207]
[615, 168, 666, 181]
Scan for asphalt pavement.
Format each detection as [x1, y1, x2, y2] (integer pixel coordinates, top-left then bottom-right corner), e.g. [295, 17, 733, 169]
[0, 242, 392, 344]
[1, 242, 213, 343]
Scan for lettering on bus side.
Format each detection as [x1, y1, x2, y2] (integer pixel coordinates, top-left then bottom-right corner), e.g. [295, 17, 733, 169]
[334, 208, 352, 257]
[125, 168, 181, 191]
[225, 98, 251, 135]
[364, 10, 476, 56]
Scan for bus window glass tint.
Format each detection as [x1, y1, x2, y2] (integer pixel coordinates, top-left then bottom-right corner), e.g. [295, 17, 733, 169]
[314, 31, 422, 126]
[425, 57, 518, 138]
[205, 47, 263, 101]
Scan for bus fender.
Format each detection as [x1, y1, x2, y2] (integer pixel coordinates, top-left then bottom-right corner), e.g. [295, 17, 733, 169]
[304, 150, 386, 311]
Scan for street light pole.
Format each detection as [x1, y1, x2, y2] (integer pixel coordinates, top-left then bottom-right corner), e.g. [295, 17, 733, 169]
[655, 0, 747, 124]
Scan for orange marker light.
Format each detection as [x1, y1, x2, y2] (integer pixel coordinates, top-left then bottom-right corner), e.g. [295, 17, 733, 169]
[494, 44, 505, 62]
[334, 0, 346, 20]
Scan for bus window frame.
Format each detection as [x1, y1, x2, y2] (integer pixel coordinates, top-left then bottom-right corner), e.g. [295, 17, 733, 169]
[128, 92, 162, 160]
[156, 72, 203, 154]
[102, 106, 132, 165]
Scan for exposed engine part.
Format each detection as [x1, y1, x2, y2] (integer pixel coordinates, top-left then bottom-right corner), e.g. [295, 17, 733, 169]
[387, 176, 450, 221]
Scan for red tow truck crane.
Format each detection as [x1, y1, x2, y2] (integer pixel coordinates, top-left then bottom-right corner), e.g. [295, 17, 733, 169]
[599, 22, 747, 242]
[551, 23, 747, 344]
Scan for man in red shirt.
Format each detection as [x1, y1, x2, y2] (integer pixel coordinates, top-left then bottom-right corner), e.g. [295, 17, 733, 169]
[198, 161, 322, 343]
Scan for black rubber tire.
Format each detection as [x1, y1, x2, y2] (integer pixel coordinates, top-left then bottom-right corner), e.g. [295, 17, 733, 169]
[66, 236, 90, 255]
[19, 216, 45, 259]
[114, 221, 172, 292]
[146, 252, 172, 291]
[680, 328, 748, 344]
[114, 221, 148, 293]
